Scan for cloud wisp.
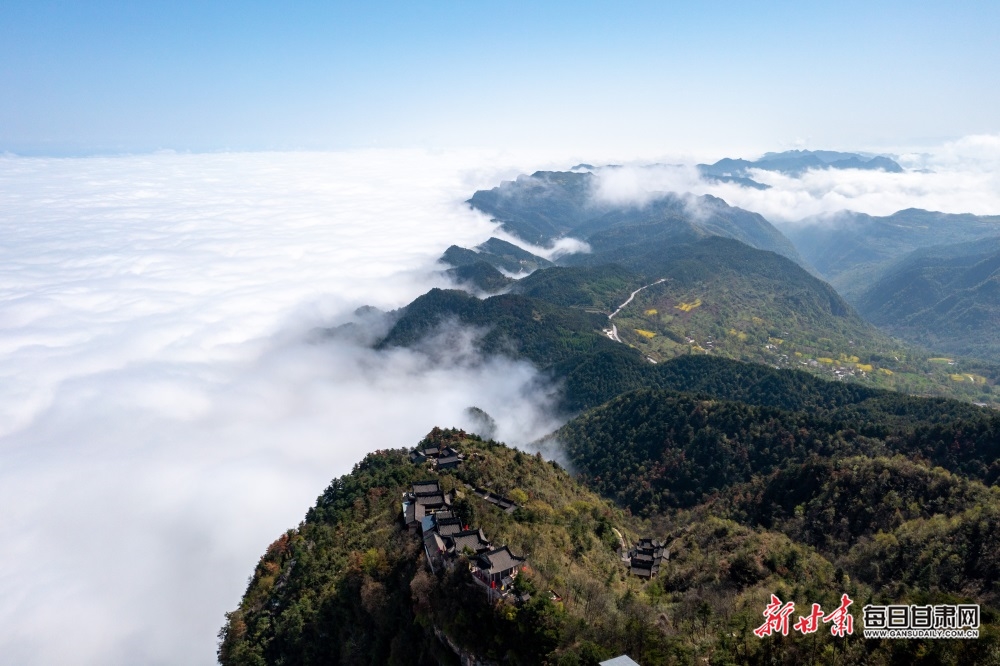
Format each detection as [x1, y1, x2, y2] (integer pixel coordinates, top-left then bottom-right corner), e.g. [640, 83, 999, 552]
[589, 163, 705, 208]
[0, 150, 564, 665]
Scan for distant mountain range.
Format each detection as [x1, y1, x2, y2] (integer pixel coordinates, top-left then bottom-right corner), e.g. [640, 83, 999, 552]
[855, 236, 1000, 362]
[466, 169, 805, 264]
[780, 208, 1000, 300]
[446, 169, 999, 404]
[697, 149, 903, 188]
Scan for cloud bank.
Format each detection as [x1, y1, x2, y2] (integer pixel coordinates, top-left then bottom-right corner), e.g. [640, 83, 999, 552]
[0, 150, 565, 665]
[587, 135, 1000, 224]
[6, 136, 999, 665]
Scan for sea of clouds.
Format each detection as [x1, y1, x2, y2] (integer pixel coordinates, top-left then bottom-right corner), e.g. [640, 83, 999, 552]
[4, 137, 1000, 666]
[0, 149, 569, 665]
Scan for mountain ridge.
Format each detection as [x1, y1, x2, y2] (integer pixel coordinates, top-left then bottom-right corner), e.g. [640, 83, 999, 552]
[779, 208, 1000, 301]
[856, 235, 1000, 362]
[466, 170, 806, 267]
[696, 150, 903, 186]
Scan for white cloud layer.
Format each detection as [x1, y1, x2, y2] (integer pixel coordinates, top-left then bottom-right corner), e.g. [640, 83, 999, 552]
[588, 135, 1000, 224]
[5, 136, 999, 665]
[0, 150, 565, 665]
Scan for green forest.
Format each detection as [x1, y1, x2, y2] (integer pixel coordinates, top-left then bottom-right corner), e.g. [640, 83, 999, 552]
[221, 429, 1000, 665]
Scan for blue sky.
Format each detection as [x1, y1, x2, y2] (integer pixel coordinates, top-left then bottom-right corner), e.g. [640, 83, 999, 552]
[2, 1, 999, 156]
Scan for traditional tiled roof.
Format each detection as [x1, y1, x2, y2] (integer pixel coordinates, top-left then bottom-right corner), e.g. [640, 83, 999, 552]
[471, 487, 519, 513]
[477, 546, 525, 576]
[413, 489, 452, 516]
[412, 480, 441, 494]
[424, 531, 446, 555]
[410, 442, 464, 469]
[437, 521, 464, 537]
[494, 497, 516, 511]
[414, 492, 449, 507]
[629, 536, 665, 577]
[404, 482, 453, 530]
[448, 529, 491, 555]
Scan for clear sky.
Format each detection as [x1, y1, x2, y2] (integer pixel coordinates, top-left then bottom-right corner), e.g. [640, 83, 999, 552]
[2, 0, 999, 157]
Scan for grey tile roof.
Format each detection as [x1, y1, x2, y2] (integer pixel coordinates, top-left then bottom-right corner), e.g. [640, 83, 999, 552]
[449, 529, 490, 555]
[478, 546, 525, 575]
[437, 522, 463, 537]
[424, 532, 446, 554]
[414, 491, 451, 508]
[403, 502, 415, 525]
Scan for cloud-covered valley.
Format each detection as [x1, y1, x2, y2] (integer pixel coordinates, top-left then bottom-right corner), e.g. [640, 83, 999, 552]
[0, 150, 565, 665]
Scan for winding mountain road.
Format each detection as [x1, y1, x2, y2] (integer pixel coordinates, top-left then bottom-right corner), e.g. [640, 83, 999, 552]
[608, 278, 666, 320]
[603, 278, 666, 344]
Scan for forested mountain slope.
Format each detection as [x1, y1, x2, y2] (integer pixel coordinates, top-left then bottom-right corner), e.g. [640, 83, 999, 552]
[401, 237, 999, 407]
[856, 236, 1000, 362]
[466, 170, 803, 265]
[220, 430, 998, 665]
[780, 209, 1000, 300]
[559, 387, 1000, 517]
[553, 385, 1000, 644]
